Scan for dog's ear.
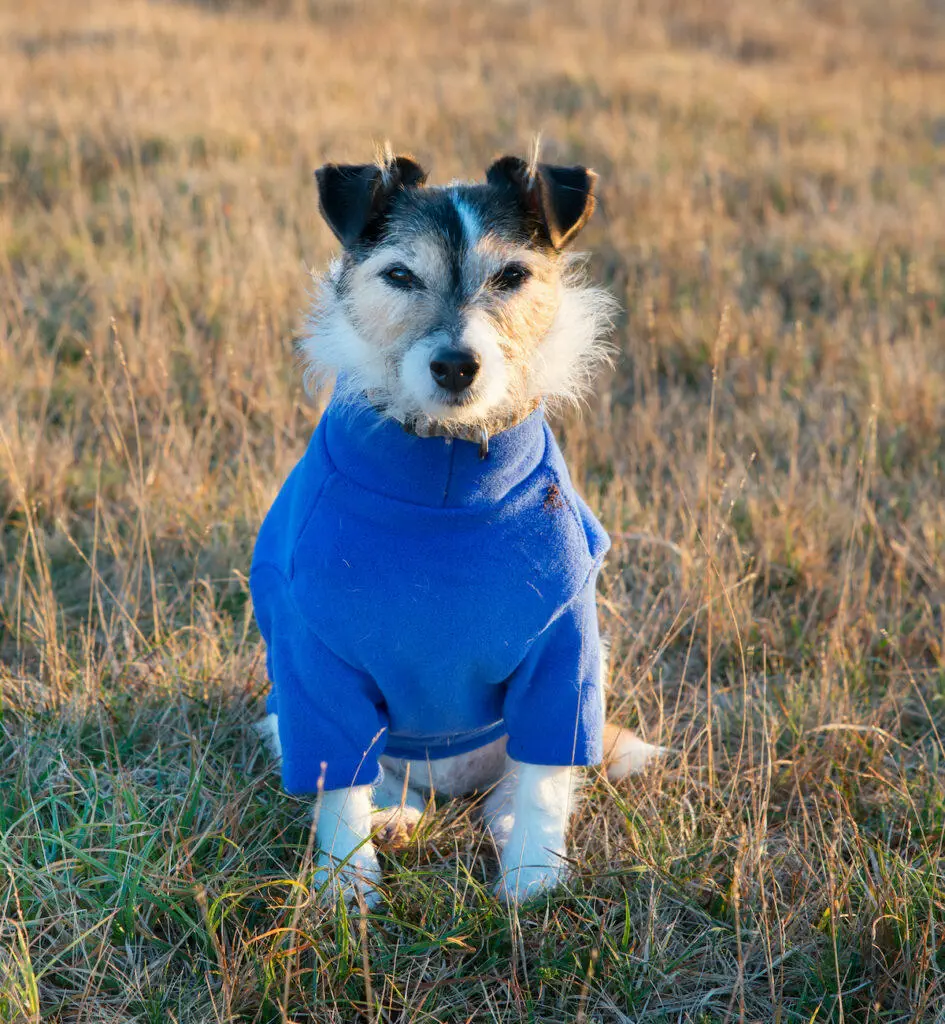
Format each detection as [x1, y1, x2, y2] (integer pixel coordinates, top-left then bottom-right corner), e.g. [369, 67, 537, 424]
[486, 155, 597, 249]
[315, 156, 427, 248]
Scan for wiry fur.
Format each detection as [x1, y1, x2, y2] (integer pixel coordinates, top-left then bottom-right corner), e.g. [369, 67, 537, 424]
[525, 257, 618, 410]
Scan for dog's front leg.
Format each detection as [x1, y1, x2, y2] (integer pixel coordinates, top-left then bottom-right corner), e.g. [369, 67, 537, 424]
[494, 761, 578, 904]
[315, 785, 382, 907]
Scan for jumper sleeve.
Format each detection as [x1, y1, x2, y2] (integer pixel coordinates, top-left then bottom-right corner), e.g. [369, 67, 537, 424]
[251, 563, 387, 793]
[502, 576, 604, 767]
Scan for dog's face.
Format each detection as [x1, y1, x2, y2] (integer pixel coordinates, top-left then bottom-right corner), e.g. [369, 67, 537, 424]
[304, 154, 616, 430]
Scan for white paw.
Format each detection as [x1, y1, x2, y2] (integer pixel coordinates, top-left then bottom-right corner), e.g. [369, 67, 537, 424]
[372, 771, 427, 814]
[371, 805, 423, 849]
[494, 861, 565, 904]
[314, 850, 383, 909]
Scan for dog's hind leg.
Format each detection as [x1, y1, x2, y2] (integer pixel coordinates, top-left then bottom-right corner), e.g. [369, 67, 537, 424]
[373, 766, 427, 812]
[254, 712, 283, 760]
[376, 740, 509, 847]
[370, 762, 427, 849]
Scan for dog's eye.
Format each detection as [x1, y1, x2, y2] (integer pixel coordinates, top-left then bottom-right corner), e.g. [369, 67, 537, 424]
[491, 263, 530, 292]
[382, 264, 422, 290]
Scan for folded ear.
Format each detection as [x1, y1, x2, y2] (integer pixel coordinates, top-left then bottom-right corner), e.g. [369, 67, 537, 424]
[315, 156, 427, 248]
[486, 155, 597, 249]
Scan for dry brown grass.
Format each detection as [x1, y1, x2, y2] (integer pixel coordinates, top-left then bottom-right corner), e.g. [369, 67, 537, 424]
[2, 0, 945, 1020]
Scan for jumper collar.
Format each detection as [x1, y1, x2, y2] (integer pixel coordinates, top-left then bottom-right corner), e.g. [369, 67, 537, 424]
[400, 398, 543, 459]
[320, 393, 548, 509]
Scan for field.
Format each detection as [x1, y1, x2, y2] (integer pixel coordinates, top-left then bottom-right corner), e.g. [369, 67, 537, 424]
[2, 0, 945, 1020]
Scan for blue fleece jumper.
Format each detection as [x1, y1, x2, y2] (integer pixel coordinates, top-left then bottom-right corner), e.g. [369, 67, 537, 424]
[250, 391, 610, 794]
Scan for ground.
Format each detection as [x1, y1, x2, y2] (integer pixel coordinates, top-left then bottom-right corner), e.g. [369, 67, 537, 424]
[1, 0, 945, 1021]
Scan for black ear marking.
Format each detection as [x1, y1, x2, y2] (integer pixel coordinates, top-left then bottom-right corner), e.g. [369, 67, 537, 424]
[486, 155, 597, 249]
[534, 164, 598, 248]
[314, 156, 428, 248]
[486, 155, 532, 190]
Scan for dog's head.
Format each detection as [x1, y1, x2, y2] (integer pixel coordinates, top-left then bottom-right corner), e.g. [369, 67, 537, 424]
[303, 151, 616, 432]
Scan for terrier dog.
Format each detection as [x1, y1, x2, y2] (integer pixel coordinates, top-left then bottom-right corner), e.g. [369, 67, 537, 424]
[251, 149, 663, 905]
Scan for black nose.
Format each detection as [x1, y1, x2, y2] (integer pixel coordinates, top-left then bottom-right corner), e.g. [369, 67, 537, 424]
[429, 348, 480, 394]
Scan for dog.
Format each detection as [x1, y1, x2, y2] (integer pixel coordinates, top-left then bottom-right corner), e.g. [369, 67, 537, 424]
[250, 148, 664, 906]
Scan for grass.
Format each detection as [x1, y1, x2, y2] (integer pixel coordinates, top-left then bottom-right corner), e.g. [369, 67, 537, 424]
[2, 0, 945, 1019]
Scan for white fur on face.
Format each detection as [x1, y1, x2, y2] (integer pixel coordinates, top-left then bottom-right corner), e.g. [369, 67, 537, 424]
[452, 196, 482, 247]
[301, 191, 618, 427]
[527, 262, 618, 408]
[397, 310, 510, 424]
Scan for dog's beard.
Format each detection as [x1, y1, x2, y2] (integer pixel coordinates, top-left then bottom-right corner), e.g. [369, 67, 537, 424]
[304, 296, 521, 430]
[301, 264, 617, 430]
